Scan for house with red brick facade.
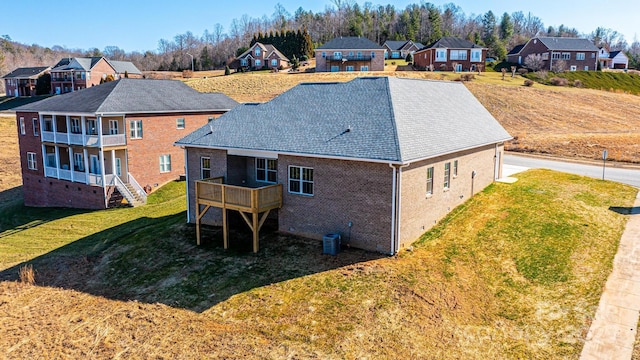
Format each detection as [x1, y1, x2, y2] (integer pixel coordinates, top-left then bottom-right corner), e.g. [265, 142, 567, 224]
[233, 42, 290, 70]
[175, 77, 511, 254]
[2, 66, 50, 97]
[315, 37, 385, 72]
[15, 78, 238, 209]
[413, 37, 486, 72]
[507, 37, 599, 71]
[49, 57, 142, 95]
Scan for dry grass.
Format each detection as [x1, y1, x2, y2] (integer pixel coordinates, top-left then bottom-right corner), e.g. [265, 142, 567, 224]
[0, 114, 21, 192]
[18, 264, 34, 285]
[186, 71, 640, 163]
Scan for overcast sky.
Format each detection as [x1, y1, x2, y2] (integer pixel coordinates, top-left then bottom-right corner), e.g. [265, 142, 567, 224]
[4, 1, 638, 52]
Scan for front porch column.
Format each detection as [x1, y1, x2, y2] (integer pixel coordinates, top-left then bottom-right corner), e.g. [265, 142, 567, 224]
[111, 149, 116, 178]
[97, 115, 103, 147]
[81, 116, 86, 146]
[65, 116, 70, 145]
[83, 148, 89, 184]
[41, 144, 46, 176]
[99, 150, 106, 186]
[68, 147, 74, 182]
[54, 146, 60, 179]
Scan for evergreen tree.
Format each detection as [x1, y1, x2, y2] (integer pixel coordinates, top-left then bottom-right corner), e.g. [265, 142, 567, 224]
[427, 5, 443, 44]
[499, 12, 514, 41]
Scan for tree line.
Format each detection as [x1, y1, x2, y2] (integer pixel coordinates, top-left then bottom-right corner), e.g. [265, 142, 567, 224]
[2, 1, 640, 86]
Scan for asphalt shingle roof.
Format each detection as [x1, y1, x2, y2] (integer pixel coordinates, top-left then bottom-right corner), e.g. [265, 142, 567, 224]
[317, 37, 384, 50]
[107, 60, 142, 74]
[2, 66, 50, 79]
[176, 77, 511, 163]
[14, 79, 238, 114]
[507, 44, 525, 55]
[536, 37, 599, 51]
[424, 37, 484, 49]
[384, 41, 408, 50]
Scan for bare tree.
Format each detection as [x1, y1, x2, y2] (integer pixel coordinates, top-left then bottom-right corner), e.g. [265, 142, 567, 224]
[523, 53, 544, 71]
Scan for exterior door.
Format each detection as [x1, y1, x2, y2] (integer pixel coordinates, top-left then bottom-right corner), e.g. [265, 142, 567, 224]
[456, 64, 463, 72]
[109, 120, 119, 135]
[90, 155, 100, 174]
[115, 158, 122, 177]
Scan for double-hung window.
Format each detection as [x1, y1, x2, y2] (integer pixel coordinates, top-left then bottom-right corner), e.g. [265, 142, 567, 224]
[70, 118, 81, 134]
[74, 153, 84, 171]
[32, 118, 39, 136]
[576, 53, 585, 60]
[176, 118, 185, 129]
[27, 152, 37, 170]
[561, 52, 571, 60]
[159, 154, 171, 173]
[453, 160, 458, 177]
[552, 52, 561, 60]
[201, 157, 211, 179]
[333, 51, 342, 60]
[109, 120, 119, 135]
[130, 120, 143, 139]
[289, 166, 313, 196]
[426, 166, 434, 195]
[255, 59, 262, 67]
[444, 162, 451, 189]
[256, 158, 277, 183]
[19, 117, 25, 135]
[271, 59, 278, 67]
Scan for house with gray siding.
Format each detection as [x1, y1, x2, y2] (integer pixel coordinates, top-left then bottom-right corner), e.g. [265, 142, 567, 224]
[175, 77, 511, 254]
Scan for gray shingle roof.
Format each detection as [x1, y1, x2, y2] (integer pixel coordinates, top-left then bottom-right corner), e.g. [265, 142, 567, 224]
[51, 57, 104, 71]
[14, 79, 238, 114]
[384, 41, 408, 50]
[424, 37, 484, 50]
[537, 37, 599, 51]
[2, 66, 50, 79]
[317, 37, 384, 50]
[507, 44, 525, 56]
[176, 77, 511, 163]
[107, 60, 142, 74]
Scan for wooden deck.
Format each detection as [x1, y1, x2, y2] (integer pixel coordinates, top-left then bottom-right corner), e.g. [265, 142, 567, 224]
[195, 177, 283, 252]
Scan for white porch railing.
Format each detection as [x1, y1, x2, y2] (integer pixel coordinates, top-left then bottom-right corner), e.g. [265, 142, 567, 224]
[73, 171, 87, 184]
[111, 175, 138, 205]
[41, 132, 123, 147]
[59, 169, 72, 181]
[102, 134, 126, 146]
[69, 133, 84, 145]
[44, 166, 57, 178]
[127, 173, 147, 203]
[88, 173, 103, 186]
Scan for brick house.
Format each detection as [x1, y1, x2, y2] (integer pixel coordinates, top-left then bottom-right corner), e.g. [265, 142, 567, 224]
[383, 40, 424, 59]
[507, 37, 599, 71]
[413, 37, 486, 72]
[175, 77, 511, 254]
[2, 66, 50, 97]
[315, 37, 385, 72]
[233, 42, 290, 70]
[49, 57, 142, 94]
[15, 78, 238, 209]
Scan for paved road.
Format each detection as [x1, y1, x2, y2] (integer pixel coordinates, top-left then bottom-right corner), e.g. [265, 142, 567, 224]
[504, 154, 640, 188]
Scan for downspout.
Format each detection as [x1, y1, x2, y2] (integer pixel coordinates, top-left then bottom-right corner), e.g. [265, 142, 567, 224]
[184, 148, 190, 223]
[389, 164, 397, 255]
[389, 162, 410, 255]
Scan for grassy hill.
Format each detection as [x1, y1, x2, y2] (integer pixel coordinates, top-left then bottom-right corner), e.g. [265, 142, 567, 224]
[0, 170, 636, 358]
[524, 70, 640, 95]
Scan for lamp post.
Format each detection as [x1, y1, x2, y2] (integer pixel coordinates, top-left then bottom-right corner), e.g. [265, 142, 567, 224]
[186, 53, 194, 72]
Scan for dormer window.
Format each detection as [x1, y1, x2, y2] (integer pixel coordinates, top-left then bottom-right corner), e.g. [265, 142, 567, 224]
[255, 48, 261, 56]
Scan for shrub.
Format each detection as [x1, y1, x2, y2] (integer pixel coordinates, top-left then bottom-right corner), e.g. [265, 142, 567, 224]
[224, 66, 231, 76]
[573, 79, 584, 88]
[19, 264, 35, 285]
[535, 70, 549, 81]
[517, 68, 529, 75]
[524, 79, 535, 87]
[550, 77, 569, 86]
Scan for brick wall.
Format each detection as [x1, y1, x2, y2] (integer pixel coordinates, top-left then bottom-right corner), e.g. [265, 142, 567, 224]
[126, 113, 222, 191]
[186, 147, 227, 224]
[508, 39, 598, 70]
[314, 49, 385, 72]
[398, 144, 502, 247]
[277, 155, 393, 253]
[414, 49, 487, 71]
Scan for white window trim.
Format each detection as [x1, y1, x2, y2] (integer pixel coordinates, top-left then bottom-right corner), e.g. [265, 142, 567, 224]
[160, 154, 171, 173]
[444, 162, 451, 190]
[256, 158, 277, 184]
[453, 160, 458, 178]
[32, 118, 39, 136]
[19, 117, 25, 135]
[201, 157, 211, 179]
[426, 166, 434, 196]
[288, 165, 314, 196]
[27, 152, 37, 170]
[176, 118, 185, 129]
[130, 120, 143, 139]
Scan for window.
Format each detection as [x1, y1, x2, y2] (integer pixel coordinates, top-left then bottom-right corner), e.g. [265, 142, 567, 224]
[19, 117, 25, 135]
[44, 118, 53, 132]
[86, 119, 98, 135]
[27, 152, 37, 170]
[176, 118, 185, 129]
[360, 66, 369, 71]
[70, 118, 81, 134]
[32, 118, 39, 136]
[289, 166, 313, 195]
[576, 53, 585, 60]
[453, 160, 458, 177]
[255, 47, 261, 56]
[444, 162, 451, 189]
[333, 51, 342, 60]
[321, 52, 326, 58]
[331, 66, 340, 72]
[109, 120, 119, 134]
[74, 153, 84, 171]
[371, 51, 376, 58]
[271, 59, 278, 66]
[436, 49, 447, 62]
[542, 53, 549, 60]
[551, 52, 561, 60]
[256, 158, 277, 183]
[255, 59, 262, 67]
[426, 166, 434, 195]
[130, 120, 143, 139]
[392, 51, 400, 58]
[159, 154, 171, 173]
[348, 51, 354, 57]
[357, 51, 363, 59]
[591, 53, 596, 58]
[471, 49, 482, 62]
[450, 50, 467, 60]
[346, 66, 355, 71]
[240, 58, 248, 66]
[585, 66, 590, 71]
[75, 72, 82, 79]
[201, 157, 211, 179]
[561, 52, 571, 60]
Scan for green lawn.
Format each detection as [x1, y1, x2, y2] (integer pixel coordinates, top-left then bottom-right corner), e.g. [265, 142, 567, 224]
[0, 171, 637, 358]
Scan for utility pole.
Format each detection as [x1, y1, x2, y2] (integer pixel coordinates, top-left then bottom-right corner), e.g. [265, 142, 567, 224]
[186, 53, 194, 72]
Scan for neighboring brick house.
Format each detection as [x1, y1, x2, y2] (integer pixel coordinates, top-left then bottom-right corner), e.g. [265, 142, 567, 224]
[413, 37, 486, 72]
[2, 66, 50, 97]
[383, 40, 424, 59]
[14, 78, 238, 209]
[233, 42, 290, 70]
[49, 57, 142, 94]
[598, 47, 629, 69]
[315, 37, 385, 72]
[175, 77, 511, 254]
[507, 37, 599, 71]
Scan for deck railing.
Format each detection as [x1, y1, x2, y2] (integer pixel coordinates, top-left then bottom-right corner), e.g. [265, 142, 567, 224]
[196, 177, 282, 213]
